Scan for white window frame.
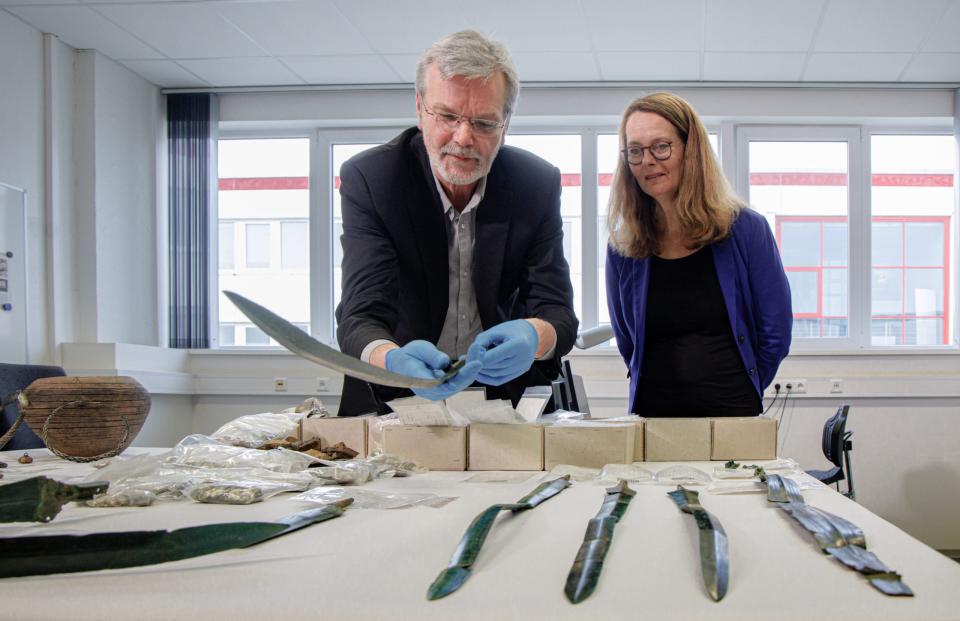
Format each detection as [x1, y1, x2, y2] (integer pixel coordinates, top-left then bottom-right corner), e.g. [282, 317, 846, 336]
[736, 125, 865, 351]
[315, 128, 402, 345]
[863, 126, 959, 350]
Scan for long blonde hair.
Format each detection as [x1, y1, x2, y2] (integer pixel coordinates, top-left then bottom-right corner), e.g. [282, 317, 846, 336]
[608, 92, 744, 258]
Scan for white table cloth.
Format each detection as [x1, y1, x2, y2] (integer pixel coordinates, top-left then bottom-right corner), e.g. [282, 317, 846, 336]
[1, 449, 958, 621]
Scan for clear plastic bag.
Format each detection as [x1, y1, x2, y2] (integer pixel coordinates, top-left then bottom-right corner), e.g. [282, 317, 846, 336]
[211, 411, 303, 448]
[707, 475, 820, 495]
[85, 489, 156, 507]
[183, 482, 265, 505]
[284, 397, 330, 418]
[545, 464, 599, 481]
[366, 453, 425, 477]
[292, 486, 455, 509]
[653, 464, 712, 486]
[714, 457, 801, 479]
[598, 463, 655, 484]
[167, 434, 318, 473]
[308, 460, 381, 486]
[539, 409, 589, 424]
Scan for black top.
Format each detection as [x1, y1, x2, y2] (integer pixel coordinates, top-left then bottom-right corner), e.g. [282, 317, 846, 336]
[636, 247, 760, 417]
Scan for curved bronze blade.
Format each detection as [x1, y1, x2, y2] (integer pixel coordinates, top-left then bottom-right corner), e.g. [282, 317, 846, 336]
[427, 476, 571, 601]
[565, 480, 635, 603]
[667, 486, 729, 602]
[224, 291, 443, 389]
[0, 500, 352, 578]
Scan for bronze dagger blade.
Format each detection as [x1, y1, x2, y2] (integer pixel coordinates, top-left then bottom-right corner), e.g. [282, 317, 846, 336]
[224, 290, 447, 388]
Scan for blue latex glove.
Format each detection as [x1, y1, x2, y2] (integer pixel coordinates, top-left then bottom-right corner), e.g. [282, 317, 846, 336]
[467, 320, 539, 386]
[385, 340, 481, 401]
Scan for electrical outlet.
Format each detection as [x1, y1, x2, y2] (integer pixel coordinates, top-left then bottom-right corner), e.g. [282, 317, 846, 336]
[316, 377, 328, 392]
[829, 378, 843, 393]
[273, 377, 287, 392]
[782, 379, 806, 394]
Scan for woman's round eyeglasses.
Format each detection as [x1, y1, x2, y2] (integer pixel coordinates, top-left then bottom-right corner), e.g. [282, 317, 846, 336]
[621, 141, 673, 165]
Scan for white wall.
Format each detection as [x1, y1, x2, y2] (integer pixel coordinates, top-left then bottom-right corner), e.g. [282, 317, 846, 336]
[0, 11, 47, 362]
[0, 15, 161, 362]
[91, 52, 161, 345]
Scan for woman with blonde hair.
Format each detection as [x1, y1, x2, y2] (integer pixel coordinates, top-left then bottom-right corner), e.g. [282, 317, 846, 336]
[606, 92, 792, 417]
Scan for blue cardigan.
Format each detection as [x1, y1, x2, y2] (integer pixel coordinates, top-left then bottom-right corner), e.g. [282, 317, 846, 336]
[606, 208, 793, 414]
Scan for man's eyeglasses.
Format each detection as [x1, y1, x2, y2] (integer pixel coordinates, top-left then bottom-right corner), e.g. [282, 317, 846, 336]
[422, 102, 505, 136]
[621, 142, 673, 165]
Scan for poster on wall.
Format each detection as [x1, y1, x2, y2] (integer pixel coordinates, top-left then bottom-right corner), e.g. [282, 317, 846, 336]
[0, 183, 28, 364]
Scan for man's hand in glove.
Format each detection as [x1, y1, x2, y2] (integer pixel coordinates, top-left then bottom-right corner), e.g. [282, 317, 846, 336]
[385, 340, 480, 400]
[467, 320, 539, 386]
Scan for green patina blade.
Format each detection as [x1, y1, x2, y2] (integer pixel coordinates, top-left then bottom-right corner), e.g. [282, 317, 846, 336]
[427, 567, 471, 601]
[0, 500, 351, 578]
[224, 291, 449, 389]
[427, 476, 571, 601]
[565, 480, 635, 604]
[0, 476, 109, 523]
[668, 486, 729, 602]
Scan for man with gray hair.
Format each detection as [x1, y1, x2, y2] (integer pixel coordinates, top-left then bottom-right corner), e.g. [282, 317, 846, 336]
[336, 30, 577, 416]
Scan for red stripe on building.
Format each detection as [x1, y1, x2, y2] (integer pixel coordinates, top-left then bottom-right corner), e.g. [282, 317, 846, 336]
[221, 173, 954, 190]
[871, 174, 953, 187]
[749, 173, 954, 187]
[218, 177, 309, 191]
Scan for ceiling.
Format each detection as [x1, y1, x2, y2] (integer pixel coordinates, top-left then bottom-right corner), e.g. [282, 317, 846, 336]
[3, 0, 960, 89]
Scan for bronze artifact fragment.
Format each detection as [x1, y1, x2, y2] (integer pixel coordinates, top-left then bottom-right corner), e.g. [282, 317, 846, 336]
[764, 474, 912, 596]
[565, 480, 636, 603]
[427, 475, 572, 600]
[225, 291, 458, 389]
[667, 485, 729, 602]
[0, 475, 108, 523]
[0, 500, 352, 578]
[188, 484, 264, 505]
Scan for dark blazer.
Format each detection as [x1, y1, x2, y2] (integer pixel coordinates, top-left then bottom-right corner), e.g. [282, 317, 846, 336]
[335, 127, 578, 416]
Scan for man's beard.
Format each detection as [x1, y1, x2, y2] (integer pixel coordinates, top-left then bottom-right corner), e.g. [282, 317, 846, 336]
[427, 142, 498, 186]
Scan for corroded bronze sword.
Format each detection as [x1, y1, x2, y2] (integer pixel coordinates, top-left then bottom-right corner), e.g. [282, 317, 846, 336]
[564, 479, 635, 603]
[427, 475, 572, 600]
[667, 485, 729, 602]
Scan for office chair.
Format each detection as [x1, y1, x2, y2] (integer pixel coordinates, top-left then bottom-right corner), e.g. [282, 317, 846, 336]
[0, 362, 67, 450]
[806, 404, 855, 500]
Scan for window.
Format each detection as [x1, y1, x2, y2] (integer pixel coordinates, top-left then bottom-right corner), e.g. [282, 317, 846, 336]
[281, 221, 309, 270]
[740, 128, 956, 348]
[218, 222, 234, 270]
[504, 134, 582, 319]
[209, 123, 955, 353]
[217, 138, 310, 346]
[870, 135, 954, 345]
[331, 142, 384, 318]
[739, 128, 859, 346]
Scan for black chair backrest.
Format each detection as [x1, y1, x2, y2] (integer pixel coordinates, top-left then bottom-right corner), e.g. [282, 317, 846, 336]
[821, 404, 850, 469]
[0, 362, 67, 450]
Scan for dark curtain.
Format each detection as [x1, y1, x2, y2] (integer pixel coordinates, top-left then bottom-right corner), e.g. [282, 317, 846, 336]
[167, 93, 218, 349]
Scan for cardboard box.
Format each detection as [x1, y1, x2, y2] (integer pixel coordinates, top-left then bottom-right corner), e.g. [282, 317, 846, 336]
[644, 418, 712, 461]
[711, 417, 778, 460]
[468, 424, 544, 471]
[591, 418, 645, 461]
[300, 417, 369, 457]
[544, 424, 635, 469]
[371, 424, 468, 471]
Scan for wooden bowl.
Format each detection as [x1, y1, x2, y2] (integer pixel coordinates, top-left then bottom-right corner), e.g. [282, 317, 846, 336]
[19, 376, 151, 459]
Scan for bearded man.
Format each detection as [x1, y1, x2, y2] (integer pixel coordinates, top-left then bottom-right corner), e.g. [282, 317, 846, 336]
[335, 30, 578, 416]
